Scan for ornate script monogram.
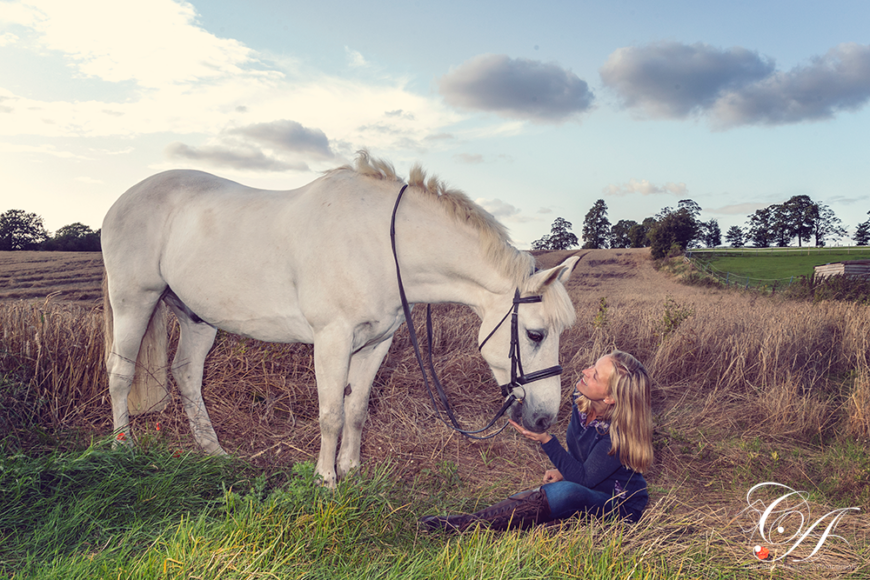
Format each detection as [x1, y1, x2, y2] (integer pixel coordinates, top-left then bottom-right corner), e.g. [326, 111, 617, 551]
[741, 482, 860, 563]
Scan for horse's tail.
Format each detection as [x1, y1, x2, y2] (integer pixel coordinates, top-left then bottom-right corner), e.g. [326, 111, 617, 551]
[103, 272, 170, 415]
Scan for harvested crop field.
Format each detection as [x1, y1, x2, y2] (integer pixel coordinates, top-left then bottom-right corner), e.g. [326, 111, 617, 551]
[0, 251, 103, 303]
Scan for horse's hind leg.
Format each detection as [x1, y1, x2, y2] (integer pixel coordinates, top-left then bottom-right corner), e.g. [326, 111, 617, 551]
[165, 301, 225, 455]
[106, 290, 165, 441]
[336, 337, 393, 479]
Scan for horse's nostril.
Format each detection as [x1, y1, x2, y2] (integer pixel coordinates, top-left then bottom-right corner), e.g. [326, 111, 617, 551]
[533, 415, 551, 433]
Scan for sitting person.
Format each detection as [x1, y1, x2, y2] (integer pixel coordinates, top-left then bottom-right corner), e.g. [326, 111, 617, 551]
[421, 350, 653, 531]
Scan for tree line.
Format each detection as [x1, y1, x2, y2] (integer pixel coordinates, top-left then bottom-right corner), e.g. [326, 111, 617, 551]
[533, 196, 870, 259]
[0, 209, 101, 252]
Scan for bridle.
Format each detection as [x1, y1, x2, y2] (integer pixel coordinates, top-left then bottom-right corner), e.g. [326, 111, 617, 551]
[390, 184, 564, 439]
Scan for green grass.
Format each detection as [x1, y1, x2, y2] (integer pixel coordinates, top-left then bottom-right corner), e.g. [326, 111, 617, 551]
[686, 247, 870, 286]
[0, 435, 754, 580]
[2, 435, 866, 579]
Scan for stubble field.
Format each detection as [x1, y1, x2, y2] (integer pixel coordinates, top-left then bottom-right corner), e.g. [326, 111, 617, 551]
[1, 248, 869, 578]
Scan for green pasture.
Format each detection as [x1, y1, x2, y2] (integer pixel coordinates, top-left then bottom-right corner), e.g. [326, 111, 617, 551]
[0, 437, 678, 580]
[2, 431, 868, 579]
[687, 247, 870, 285]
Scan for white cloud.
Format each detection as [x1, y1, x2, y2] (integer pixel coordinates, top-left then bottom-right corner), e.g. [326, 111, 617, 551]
[439, 54, 594, 123]
[0, 32, 19, 46]
[165, 142, 308, 172]
[601, 41, 870, 128]
[0, 2, 41, 27]
[0, 142, 91, 159]
[454, 153, 484, 164]
[710, 43, 870, 127]
[604, 178, 687, 196]
[166, 119, 335, 171]
[228, 120, 334, 159]
[475, 198, 520, 219]
[601, 42, 772, 119]
[0, 0, 462, 153]
[75, 176, 103, 184]
[345, 46, 368, 68]
[19, 0, 256, 88]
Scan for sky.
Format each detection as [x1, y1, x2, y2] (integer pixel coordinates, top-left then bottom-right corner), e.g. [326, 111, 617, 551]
[1, 0, 868, 249]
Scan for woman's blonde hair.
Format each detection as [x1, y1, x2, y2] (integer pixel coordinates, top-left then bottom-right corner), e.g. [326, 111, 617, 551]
[576, 350, 654, 473]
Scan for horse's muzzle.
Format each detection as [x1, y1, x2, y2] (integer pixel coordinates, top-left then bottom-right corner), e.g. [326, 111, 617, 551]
[509, 404, 553, 433]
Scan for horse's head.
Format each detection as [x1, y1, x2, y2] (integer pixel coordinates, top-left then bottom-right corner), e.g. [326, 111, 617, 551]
[479, 256, 578, 433]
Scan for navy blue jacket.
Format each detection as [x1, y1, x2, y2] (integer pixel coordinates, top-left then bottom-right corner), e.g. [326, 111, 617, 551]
[540, 402, 649, 512]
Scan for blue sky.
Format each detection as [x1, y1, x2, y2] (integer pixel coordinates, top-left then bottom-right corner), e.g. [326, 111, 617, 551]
[1, 0, 868, 248]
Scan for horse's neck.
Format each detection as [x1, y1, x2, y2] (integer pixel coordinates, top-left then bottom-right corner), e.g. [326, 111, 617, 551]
[396, 216, 515, 314]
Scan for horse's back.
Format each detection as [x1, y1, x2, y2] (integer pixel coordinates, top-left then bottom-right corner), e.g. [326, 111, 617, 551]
[102, 169, 403, 342]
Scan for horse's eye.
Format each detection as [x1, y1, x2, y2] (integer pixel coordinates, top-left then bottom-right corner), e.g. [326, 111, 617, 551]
[527, 330, 544, 343]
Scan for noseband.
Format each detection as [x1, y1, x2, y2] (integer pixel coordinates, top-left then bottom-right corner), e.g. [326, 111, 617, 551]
[390, 184, 563, 439]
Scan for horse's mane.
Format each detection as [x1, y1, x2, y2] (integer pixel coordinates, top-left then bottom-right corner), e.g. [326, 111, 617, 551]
[333, 150, 575, 331]
[345, 150, 534, 283]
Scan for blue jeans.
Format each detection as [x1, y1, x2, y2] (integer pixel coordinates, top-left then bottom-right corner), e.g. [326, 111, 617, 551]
[540, 481, 644, 523]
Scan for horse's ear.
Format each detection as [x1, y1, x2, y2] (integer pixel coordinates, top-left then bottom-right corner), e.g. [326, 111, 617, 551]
[528, 255, 580, 293]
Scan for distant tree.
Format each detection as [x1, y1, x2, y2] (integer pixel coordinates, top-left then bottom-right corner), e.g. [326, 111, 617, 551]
[0, 209, 48, 250]
[725, 225, 745, 248]
[531, 234, 551, 250]
[854, 212, 870, 246]
[627, 217, 657, 248]
[770, 204, 793, 247]
[782, 195, 817, 247]
[548, 217, 579, 250]
[700, 218, 721, 248]
[531, 217, 578, 250]
[609, 219, 638, 249]
[42, 222, 101, 251]
[581, 200, 610, 249]
[811, 203, 846, 247]
[655, 200, 704, 247]
[746, 207, 774, 248]
[679, 199, 705, 247]
[649, 210, 696, 259]
[655, 206, 673, 220]
[678, 199, 702, 219]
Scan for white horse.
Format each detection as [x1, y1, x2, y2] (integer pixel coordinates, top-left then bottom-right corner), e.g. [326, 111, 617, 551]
[102, 151, 578, 485]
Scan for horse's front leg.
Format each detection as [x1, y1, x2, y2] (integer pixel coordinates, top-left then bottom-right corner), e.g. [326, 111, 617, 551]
[313, 326, 353, 487]
[337, 337, 393, 479]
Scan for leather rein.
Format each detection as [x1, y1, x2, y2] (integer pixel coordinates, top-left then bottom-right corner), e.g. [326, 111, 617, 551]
[389, 184, 563, 439]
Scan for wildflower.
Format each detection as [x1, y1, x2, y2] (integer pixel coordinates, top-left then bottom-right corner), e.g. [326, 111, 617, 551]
[116, 432, 126, 442]
[172, 449, 182, 458]
[754, 545, 770, 560]
[155, 422, 161, 431]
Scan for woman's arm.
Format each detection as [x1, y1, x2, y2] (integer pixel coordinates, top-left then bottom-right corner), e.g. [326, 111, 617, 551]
[541, 435, 623, 489]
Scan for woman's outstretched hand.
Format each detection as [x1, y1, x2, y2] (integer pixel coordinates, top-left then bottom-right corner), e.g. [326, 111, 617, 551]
[508, 419, 553, 444]
[543, 469, 563, 484]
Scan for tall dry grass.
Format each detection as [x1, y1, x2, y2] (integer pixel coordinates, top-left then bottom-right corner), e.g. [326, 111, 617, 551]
[1, 248, 868, 488]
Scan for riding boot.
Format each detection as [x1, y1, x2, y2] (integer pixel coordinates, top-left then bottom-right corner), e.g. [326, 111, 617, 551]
[420, 488, 551, 532]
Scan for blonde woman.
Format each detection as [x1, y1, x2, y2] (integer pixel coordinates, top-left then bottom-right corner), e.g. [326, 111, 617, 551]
[421, 350, 654, 531]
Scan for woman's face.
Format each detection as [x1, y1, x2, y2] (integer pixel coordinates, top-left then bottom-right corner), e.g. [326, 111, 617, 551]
[575, 355, 616, 406]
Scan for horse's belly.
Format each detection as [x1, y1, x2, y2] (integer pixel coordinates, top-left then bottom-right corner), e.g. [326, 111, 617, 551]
[213, 313, 315, 344]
